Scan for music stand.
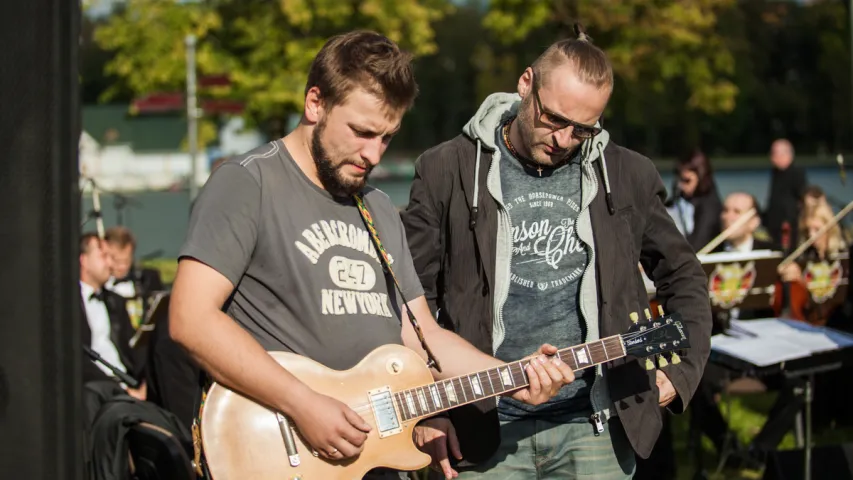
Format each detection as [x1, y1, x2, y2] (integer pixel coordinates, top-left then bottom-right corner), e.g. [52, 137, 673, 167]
[697, 250, 783, 314]
[130, 291, 170, 350]
[710, 319, 853, 480]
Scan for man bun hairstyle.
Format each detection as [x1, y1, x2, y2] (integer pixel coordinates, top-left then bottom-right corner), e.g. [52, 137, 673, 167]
[531, 22, 613, 91]
[305, 30, 419, 112]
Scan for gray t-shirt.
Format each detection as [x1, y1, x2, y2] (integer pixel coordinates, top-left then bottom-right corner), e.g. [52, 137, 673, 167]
[495, 127, 593, 419]
[179, 140, 424, 370]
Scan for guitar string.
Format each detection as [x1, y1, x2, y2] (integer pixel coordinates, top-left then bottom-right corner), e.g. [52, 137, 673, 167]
[345, 337, 624, 415]
[345, 329, 680, 418]
[342, 337, 627, 416]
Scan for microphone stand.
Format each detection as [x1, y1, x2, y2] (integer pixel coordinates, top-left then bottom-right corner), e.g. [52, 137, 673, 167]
[83, 344, 140, 389]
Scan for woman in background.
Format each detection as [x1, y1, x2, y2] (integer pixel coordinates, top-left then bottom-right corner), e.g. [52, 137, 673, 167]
[778, 202, 845, 295]
[667, 149, 723, 251]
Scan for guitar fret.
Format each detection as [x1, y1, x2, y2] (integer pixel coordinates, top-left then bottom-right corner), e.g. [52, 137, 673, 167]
[404, 391, 417, 417]
[470, 374, 483, 396]
[428, 384, 442, 409]
[602, 340, 610, 360]
[415, 388, 428, 414]
[575, 346, 590, 366]
[500, 366, 514, 388]
[480, 371, 494, 396]
[458, 377, 468, 402]
[518, 361, 528, 384]
[394, 392, 408, 421]
[422, 386, 436, 414]
[444, 380, 458, 405]
[584, 344, 593, 365]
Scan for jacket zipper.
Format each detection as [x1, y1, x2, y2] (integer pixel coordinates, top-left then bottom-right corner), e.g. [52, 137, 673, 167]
[484, 150, 512, 356]
[592, 413, 604, 436]
[578, 159, 602, 428]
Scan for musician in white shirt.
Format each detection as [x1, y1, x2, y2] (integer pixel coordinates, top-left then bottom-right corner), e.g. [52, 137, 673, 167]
[715, 192, 777, 254]
[79, 232, 146, 400]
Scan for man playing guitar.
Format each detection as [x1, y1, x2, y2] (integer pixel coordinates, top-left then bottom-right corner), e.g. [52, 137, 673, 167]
[169, 30, 574, 479]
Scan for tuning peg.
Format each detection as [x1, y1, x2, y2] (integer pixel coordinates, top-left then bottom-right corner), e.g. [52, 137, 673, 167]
[657, 304, 665, 317]
[630, 312, 639, 324]
[671, 352, 682, 365]
[645, 358, 656, 370]
[657, 355, 669, 368]
[644, 308, 652, 321]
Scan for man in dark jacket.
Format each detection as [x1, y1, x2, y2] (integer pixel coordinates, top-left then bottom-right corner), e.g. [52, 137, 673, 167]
[763, 139, 807, 246]
[401, 29, 712, 479]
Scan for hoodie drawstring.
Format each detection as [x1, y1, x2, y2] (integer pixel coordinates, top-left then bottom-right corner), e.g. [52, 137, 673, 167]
[596, 142, 615, 215]
[470, 139, 481, 230]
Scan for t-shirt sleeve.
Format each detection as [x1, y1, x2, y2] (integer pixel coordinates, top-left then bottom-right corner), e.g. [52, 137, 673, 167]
[178, 163, 261, 286]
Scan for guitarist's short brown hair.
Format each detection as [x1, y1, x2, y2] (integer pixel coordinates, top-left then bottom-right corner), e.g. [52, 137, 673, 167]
[304, 30, 418, 113]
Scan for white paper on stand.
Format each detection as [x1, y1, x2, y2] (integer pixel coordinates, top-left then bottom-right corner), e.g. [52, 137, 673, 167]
[710, 318, 853, 367]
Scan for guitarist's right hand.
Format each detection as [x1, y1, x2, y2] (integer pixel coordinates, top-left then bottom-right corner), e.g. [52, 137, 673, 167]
[289, 389, 372, 460]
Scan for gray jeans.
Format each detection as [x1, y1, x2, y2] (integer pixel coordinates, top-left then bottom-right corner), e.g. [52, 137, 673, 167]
[436, 416, 635, 479]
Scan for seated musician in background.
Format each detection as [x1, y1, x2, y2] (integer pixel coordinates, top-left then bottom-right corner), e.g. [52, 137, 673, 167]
[79, 233, 147, 417]
[712, 191, 778, 323]
[714, 192, 777, 254]
[104, 226, 164, 327]
[690, 192, 778, 463]
[169, 31, 574, 480]
[778, 201, 846, 314]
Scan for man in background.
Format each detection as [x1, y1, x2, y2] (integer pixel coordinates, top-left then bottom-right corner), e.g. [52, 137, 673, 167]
[104, 226, 164, 327]
[716, 192, 777, 255]
[80, 233, 146, 407]
[763, 139, 807, 246]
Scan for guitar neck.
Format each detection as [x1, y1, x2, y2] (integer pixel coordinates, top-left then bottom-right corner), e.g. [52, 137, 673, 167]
[392, 335, 626, 422]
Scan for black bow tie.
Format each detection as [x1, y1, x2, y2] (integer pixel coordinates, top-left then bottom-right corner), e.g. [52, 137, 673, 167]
[89, 290, 106, 302]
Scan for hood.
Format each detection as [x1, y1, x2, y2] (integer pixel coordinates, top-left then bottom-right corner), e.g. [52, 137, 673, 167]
[462, 92, 520, 150]
[462, 92, 611, 165]
[462, 91, 617, 217]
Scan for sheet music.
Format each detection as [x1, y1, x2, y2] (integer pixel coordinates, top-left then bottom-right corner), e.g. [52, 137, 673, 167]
[711, 318, 853, 367]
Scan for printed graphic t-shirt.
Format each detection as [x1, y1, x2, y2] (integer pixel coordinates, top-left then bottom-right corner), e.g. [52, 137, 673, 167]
[179, 141, 424, 370]
[494, 125, 594, 419]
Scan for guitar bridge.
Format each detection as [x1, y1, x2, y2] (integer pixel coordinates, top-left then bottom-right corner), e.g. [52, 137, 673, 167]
[367, 386, 402, 438]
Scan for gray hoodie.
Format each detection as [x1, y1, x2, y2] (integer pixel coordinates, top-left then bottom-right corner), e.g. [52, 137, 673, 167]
[461, 92, 616, 428]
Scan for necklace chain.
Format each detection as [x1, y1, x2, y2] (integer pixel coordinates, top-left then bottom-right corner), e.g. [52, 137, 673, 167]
[502, 117, 544, 176]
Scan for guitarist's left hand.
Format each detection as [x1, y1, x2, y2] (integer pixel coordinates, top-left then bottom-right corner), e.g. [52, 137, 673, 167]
[510, 344, 575, 406]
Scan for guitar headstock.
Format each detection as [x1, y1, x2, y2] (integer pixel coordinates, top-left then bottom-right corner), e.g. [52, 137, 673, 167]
[623, 305, 690, 369]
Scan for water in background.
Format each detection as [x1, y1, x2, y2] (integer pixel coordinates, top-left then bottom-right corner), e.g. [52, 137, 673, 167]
[81, 166, 850, 259]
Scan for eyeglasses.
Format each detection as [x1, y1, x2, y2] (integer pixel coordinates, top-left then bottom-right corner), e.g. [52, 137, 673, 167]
[530, 72, 602, 140]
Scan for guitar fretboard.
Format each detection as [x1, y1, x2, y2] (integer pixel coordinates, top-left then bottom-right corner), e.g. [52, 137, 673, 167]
[392, 335, 626, 422]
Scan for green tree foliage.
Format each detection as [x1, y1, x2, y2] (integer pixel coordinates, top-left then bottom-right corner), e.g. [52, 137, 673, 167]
[482, 0, 738, 116]
[94, 0, 451, 137]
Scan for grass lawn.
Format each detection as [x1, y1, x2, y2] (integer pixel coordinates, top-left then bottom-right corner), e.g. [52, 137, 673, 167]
[142, 259, 853, 479]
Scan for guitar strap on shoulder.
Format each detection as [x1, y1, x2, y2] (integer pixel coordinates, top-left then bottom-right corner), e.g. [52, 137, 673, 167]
[353, 192, 442, 373]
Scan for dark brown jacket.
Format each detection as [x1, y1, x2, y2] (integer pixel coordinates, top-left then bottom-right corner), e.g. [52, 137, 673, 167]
[401, 108, 712, 461]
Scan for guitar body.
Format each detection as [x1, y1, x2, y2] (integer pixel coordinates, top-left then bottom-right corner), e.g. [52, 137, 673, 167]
[201, 344, 434, 480]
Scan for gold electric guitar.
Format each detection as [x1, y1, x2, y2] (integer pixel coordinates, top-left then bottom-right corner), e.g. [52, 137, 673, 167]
[200, 309, 689, 479]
